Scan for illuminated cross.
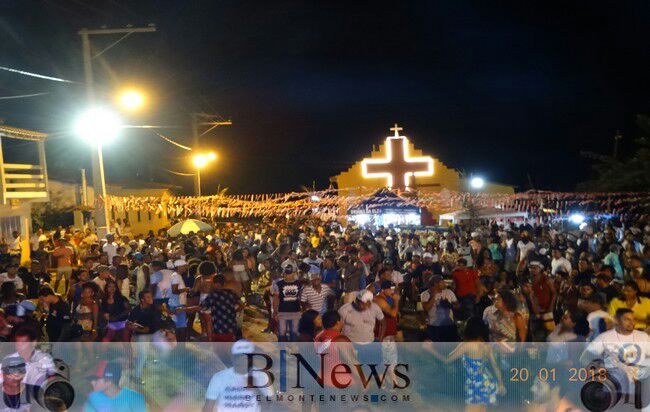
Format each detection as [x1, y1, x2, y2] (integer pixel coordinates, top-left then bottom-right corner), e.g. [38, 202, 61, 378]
[361, 125, 434, 191]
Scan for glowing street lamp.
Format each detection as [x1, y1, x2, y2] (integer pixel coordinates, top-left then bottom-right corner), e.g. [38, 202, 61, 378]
[470, 176, 485, 190]
[74, 107, 123, 234]
[117, 89, 146, 112]
[193, 152, 217, 196]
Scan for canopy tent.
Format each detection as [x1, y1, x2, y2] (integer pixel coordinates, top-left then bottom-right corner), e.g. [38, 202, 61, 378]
[347, 189, 421, 226]
[438, 207, 528, 225]
[167, 219, 213, 236]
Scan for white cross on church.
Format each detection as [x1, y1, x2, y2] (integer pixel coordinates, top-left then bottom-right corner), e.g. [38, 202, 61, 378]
[361, 124, 434, 190]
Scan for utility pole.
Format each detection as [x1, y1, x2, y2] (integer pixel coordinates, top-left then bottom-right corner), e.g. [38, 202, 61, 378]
[613, 130, 623, 161]
[78, 25, 156, 237]
[191, 113, 232, 196]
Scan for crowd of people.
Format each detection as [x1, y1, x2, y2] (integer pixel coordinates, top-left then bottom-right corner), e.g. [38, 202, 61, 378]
[0, 215, 648, 408]
[5, 216, 649, 343]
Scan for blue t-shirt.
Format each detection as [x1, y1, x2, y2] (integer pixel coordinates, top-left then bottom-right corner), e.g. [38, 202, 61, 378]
[83, 387, 146, 412]
[321, 268, 339, 286]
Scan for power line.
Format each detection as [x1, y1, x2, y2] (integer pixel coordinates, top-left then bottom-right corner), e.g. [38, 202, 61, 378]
[153, 131, 192, 151]
[0, 92, 49, 100]
[0, 65, 77, 83]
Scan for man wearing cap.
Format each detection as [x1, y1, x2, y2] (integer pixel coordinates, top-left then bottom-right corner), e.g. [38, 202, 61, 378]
[169, 259, 191, 341]
[4, 327, 56, 387]
[300, 270, 333, 315]
[421, 275, 459, 342]
[203, 340, 273, 412]
[272, 265, 303, 341]
[84, 361, 146, 412]
[0, 355, 31, 411]
[338, 290, 384, 363]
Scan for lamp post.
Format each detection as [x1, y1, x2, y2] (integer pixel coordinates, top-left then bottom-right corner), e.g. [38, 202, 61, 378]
[193, 152, 217, 196]
[74, 108, 122, 235]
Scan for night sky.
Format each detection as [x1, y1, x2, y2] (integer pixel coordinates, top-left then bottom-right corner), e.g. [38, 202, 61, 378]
[1, 1, 649, 194]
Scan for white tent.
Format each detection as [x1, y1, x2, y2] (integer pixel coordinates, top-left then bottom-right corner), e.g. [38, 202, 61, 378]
[438, 207, 528, 225]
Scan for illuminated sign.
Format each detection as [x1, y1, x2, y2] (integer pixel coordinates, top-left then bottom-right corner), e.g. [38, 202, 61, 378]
[361, 124, 434, 190]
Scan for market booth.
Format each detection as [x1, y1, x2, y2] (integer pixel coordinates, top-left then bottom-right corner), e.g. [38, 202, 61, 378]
[438, 207, 528, 225]
[347, 189, 421, 226]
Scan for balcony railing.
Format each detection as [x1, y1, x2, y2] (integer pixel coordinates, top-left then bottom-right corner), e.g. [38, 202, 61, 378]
[0, 163, 49, 203]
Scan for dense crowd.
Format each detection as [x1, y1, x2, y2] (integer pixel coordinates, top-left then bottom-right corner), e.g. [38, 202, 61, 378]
[0, 216, 646, 346]
[0, 216, 648, 403]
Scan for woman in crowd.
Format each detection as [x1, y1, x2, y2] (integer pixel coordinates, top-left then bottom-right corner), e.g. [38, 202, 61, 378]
[485, 289, 527, 342]
[608, 281, 650, 330]
[74, 282, 99, 341]
[476, 248, 498, 278]
[430, 317, 505, 412]
[101, 279, 131, 342]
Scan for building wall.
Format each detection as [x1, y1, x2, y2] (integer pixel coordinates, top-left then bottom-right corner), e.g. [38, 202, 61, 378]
[0, 201, 33, 265]
[333, 138, 514, 195]
[44, 179, 172, 236]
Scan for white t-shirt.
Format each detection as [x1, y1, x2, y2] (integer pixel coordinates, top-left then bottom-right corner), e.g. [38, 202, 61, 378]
[0, 273, 24, 290]
[151, 269, 173, 300]
[205, 367, 273, 412]
[30, 234, 46, 251]
[517, 240, 536, 261]
[420, 288, 457, 326]
[103, 243, 118, 262]
[170, 272, 187, 306]
[587, 329, 650, 369]
[338, 302, 384, 344]
[551, 257, 572, 275]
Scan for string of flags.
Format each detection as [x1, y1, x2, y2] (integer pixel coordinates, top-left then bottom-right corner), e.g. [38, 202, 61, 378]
[102, 189, 650, 221]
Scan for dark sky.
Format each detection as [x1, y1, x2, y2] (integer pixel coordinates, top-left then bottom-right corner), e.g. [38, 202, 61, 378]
[1, 1, 649, 194]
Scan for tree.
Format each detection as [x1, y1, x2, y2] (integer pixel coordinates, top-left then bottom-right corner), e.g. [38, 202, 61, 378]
[577, 115, 650, 192]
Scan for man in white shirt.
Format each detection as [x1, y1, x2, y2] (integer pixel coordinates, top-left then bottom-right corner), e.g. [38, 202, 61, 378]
[150, 261, 172, 304]
[0, 264, 24, 294]
[421, 275, 458, 342]
[9, 231, 21, 256]
[581, 308, 650, 396]
[550, 248, 572, 275]
[29, 229, 47, 252]
[203, 340, 273, 412]
[517, 232, 536, 262]
[583, 294, 613, 341]
[102, 234, 118, 262]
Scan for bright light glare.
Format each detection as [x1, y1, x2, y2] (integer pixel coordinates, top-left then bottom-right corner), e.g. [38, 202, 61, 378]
[569, 213, 586, 224]
[470, 177, 485, 189]
[118, 89, 145, 111]
[310, 195, 320, 202]
[75, 108, 122, 144]
[193, 154, 207, 168]
[207, 152, 217, 161]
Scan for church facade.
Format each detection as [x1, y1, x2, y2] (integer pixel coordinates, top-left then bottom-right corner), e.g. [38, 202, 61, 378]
[330, 125, 515, 196]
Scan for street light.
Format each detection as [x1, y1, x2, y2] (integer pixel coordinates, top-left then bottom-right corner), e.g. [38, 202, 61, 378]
[470, 176, 485, 190]
[193, 152, 217, 196]
[117, 89, 146, 112]
[74, 107, 123, 235]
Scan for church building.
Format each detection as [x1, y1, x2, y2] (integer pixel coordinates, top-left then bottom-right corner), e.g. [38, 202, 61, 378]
[330, 124, 514, 196]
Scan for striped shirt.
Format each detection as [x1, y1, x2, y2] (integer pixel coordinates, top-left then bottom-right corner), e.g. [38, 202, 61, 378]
[300, 284, 333, 314]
